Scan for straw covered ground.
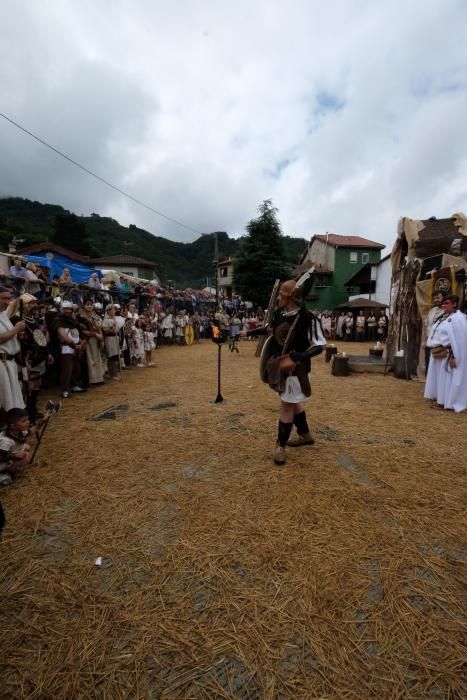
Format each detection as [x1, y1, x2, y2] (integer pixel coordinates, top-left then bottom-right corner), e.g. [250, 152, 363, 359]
[1, 340, 466, 699]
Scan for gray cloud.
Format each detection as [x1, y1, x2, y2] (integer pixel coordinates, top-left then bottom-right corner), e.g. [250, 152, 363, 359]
[1, 0, 466, 246]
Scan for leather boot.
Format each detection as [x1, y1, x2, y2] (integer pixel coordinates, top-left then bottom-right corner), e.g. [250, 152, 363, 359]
[273, 443, 287, 465]
[287, 432, 315, 447]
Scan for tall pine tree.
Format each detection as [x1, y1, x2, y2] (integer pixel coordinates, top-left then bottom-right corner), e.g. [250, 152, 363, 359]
[233, 200, 290, 306]
[53, 214, 99, 256]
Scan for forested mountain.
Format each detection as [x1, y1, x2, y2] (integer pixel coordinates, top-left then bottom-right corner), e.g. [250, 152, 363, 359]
[0, 197, 307, 288]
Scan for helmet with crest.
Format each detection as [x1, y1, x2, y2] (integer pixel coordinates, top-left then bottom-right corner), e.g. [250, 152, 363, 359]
[276, 267, 315, 309]
[277, 280, 302, 308]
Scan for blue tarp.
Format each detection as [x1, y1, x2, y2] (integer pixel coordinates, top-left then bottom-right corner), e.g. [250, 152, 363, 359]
[23, 252, 102, 285]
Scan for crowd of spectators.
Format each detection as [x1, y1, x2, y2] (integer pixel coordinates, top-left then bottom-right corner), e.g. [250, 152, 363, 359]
[0, 256, 270, 490]
[317, 309, 389, 342]
[1, 256, 393, 492]
[3, 257, 215, 311]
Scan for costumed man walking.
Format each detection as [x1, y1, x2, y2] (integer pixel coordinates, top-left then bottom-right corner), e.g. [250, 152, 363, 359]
[254, 272, 326, 465]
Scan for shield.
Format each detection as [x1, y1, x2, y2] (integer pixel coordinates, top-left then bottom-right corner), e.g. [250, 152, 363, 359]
[184, 325, 195, 346]
[33, 328, 47, 347]
[259, 335, 279, 382]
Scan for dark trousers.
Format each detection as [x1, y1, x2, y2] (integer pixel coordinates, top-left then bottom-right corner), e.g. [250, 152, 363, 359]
[60, 354, 81, 393]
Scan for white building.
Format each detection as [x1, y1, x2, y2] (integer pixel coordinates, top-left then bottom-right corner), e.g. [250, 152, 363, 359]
[91, 255, 161, 283]
[346, 253, 391, 307]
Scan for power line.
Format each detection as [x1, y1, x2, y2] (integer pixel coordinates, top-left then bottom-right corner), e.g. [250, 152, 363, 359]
[0, 111, 202, 236]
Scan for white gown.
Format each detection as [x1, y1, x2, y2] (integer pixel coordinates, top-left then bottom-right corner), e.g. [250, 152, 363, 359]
[424, 311, 467, 411]
[0, 311, 25, 410]
[441, 311, 467, 413]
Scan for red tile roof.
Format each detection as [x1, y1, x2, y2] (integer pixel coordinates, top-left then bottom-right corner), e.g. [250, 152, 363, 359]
[312, 234, 385, 249]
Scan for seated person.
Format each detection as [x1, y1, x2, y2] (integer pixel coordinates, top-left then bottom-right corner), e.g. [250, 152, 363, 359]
[88, 272, 101, 290]
[50, 274, 61, 298]
[118, 277, 132, 303]
[60, 267, 72, 285]
[25, 262, 42, 296]
[9, 258, 28, 279]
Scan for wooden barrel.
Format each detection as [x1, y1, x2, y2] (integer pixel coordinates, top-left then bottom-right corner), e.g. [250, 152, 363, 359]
[331, 354, 349, 376]
[325, 346, 338, 363]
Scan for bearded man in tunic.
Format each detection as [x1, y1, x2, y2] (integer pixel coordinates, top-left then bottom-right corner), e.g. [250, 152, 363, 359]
[422, 290, 445, 376]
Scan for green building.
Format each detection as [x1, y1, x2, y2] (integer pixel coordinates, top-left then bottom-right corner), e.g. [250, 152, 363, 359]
[298, 234, 385, 310]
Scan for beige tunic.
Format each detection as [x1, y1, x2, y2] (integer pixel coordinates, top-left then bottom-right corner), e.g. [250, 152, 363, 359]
[0, 311, 25, 410]
[80, 313, 105, 384]
[102, 317, 120, 358]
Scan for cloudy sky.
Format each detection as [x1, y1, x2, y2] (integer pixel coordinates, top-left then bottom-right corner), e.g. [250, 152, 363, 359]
[1, 1, 466, 248]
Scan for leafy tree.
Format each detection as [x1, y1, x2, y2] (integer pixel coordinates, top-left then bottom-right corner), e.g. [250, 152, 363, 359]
[0, 197, 306, 288]
[0, 217, 46, 248]
[52, 214, 98, 256]
[233, 199, 290, 306]
[0, 229, 11, 249]
[53, 214, 86, 251]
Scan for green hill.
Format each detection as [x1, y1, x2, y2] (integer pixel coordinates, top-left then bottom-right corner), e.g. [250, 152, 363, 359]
[0, 197, 307, 288]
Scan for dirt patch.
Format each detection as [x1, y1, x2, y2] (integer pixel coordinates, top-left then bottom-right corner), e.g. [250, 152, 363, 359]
[0, 340, 465, 698]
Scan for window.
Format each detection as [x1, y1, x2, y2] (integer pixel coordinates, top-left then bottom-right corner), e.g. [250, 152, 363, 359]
[220, 267, 228, 277]
[350, 251, 358, 263]
[362, 253, 369, 264]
